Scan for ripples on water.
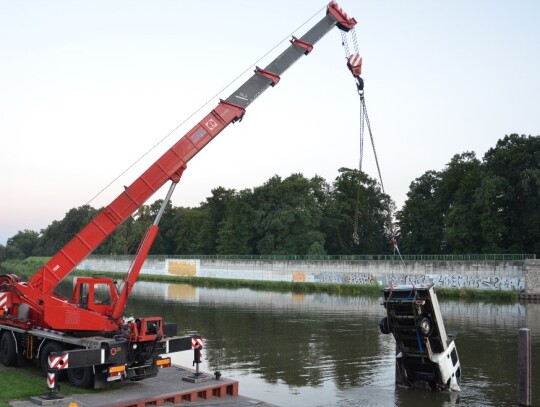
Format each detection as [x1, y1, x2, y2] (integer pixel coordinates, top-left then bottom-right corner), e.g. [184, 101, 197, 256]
[115, 283, 539, 406]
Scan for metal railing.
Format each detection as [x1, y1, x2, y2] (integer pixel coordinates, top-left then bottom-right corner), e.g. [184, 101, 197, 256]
[87, 253, 536, 262]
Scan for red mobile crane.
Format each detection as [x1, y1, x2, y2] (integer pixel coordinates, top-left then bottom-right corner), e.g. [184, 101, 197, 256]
[0, 1, 361, 388]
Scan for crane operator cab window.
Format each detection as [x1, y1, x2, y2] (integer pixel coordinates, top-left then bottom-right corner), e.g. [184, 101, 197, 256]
[78, 282, 89, 307]
[93, 283, 112, 305]
[73, 277, 116, 311]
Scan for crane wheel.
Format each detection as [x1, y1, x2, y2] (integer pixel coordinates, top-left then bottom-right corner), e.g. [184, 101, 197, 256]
[0, 332, 18, 367]
[67, 366, 94, 388]
[39, 341, 66, 378]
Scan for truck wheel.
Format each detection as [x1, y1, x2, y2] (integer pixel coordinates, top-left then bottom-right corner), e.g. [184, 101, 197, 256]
[67, 366, 94, 388]
[0, 332, 18, 366]
[417, 317, 433, 337]
[39, 341, 65, 376]
[379, 317, 391, 335]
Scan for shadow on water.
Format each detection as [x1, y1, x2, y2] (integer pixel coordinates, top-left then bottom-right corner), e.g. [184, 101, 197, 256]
[58, 280, 540, 406]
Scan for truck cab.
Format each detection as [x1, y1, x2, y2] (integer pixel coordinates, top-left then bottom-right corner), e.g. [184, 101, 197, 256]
[380, 284, 461, 391]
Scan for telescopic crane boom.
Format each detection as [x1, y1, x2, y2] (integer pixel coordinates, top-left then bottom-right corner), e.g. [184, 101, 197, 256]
[3, 1, 360, 333]
[0, 2, 362, 388]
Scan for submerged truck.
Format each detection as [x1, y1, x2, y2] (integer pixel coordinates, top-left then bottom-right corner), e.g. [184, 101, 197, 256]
[0, 1, 362, 388]
[379, 284, 461, 391]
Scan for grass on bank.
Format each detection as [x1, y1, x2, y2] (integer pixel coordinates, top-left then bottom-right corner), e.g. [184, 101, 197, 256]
[0, 257, 50, 279]
[71, 270, 518, 302]
[76, 269, 385, 296]
[0, 364, 105, 407]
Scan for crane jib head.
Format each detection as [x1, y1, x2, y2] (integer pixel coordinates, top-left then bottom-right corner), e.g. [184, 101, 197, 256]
[327, 1, 357, 31]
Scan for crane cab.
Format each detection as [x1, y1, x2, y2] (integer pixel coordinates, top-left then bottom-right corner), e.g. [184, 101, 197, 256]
[72, 276, 118, 314]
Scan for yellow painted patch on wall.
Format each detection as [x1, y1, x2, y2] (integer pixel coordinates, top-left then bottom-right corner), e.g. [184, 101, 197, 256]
[168, 260, 196, 276]
[292, 271, 306, 282]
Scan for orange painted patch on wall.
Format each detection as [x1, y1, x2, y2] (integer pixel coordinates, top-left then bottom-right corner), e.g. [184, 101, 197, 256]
[292, 272, 306, 282]
[168, 260, 196, 276]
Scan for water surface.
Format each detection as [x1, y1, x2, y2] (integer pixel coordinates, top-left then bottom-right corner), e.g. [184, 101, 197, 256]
[122, 283, 539, 406]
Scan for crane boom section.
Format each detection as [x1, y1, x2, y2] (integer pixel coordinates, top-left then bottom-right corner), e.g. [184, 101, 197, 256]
[226, 5, 356, 109]
[28, 102, 244, 294]
[27, 1, 357, 297]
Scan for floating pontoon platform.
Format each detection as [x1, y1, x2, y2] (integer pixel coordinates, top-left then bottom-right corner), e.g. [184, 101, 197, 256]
[10, 365, 276, 407]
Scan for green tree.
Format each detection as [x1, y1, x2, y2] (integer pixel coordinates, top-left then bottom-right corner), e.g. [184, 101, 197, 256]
[473, 175, 507, 253]
[253, 174, 327, 255]
[216, 189, 256, 255]
[142, 199, 177, 255]
[96, 216, 140, 255]
[439, 152, 483, 253]
[33, 205, 98, 256]
[396, 170, 444, 254]
[324, 168, 392, 255]
[196, 187, 237, 254]
[481, 134, 540, 254]
[6, 229, 40, 258]
[0, 243, 24, 261]
[173, 207, 207, 255]
[397, 135, 540, 256]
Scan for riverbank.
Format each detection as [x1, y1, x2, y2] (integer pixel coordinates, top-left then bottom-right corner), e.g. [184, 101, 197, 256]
[80, 255, 535, 293]
[0, 257, 520, 302]
[73, 270, 517, 302]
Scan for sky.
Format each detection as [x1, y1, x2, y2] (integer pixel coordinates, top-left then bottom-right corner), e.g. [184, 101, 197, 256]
[1, 0, 539, 245]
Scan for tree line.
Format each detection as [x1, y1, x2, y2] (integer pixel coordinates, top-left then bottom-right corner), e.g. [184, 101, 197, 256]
[1, 134, 538, 262]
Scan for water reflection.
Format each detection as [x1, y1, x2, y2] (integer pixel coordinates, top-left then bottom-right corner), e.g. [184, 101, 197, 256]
[53, 279, 539, 407]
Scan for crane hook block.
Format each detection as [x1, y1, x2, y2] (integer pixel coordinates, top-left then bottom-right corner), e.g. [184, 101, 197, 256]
[347, 53, 362, 78]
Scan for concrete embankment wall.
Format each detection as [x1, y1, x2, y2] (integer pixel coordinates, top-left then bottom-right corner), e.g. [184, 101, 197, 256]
[79, 256, 539, 293]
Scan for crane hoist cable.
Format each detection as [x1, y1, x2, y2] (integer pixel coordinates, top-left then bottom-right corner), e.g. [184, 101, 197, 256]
[360, 93, 404, 264]
[341, 31, 405, 264]
[341, 30, 363, 246]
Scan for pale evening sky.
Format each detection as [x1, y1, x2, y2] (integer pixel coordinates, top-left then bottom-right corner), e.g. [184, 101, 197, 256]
[1, 0, 539, 245]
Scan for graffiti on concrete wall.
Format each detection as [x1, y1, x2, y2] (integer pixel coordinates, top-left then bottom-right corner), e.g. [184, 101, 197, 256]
[385, 274, 524, 291]
[315, 273, 376, 285]
[316, 273, 344, 284]
[346, 273, 376, 285]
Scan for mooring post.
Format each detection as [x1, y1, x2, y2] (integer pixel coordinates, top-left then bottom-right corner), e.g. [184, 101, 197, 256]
[518, 328, 532, 406]
[192, 335, 203, 377]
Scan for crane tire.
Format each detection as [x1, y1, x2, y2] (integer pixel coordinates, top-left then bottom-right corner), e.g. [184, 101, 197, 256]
[67, 366, 94, 388]
[0, 331, 18, 367]
[39, 341, 66, 378]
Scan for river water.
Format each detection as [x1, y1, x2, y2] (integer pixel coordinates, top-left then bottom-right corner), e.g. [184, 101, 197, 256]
[122, 282, 539, 407]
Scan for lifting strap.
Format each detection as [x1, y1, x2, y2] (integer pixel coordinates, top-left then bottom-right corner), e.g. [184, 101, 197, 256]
[341, 31, 405, 264]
